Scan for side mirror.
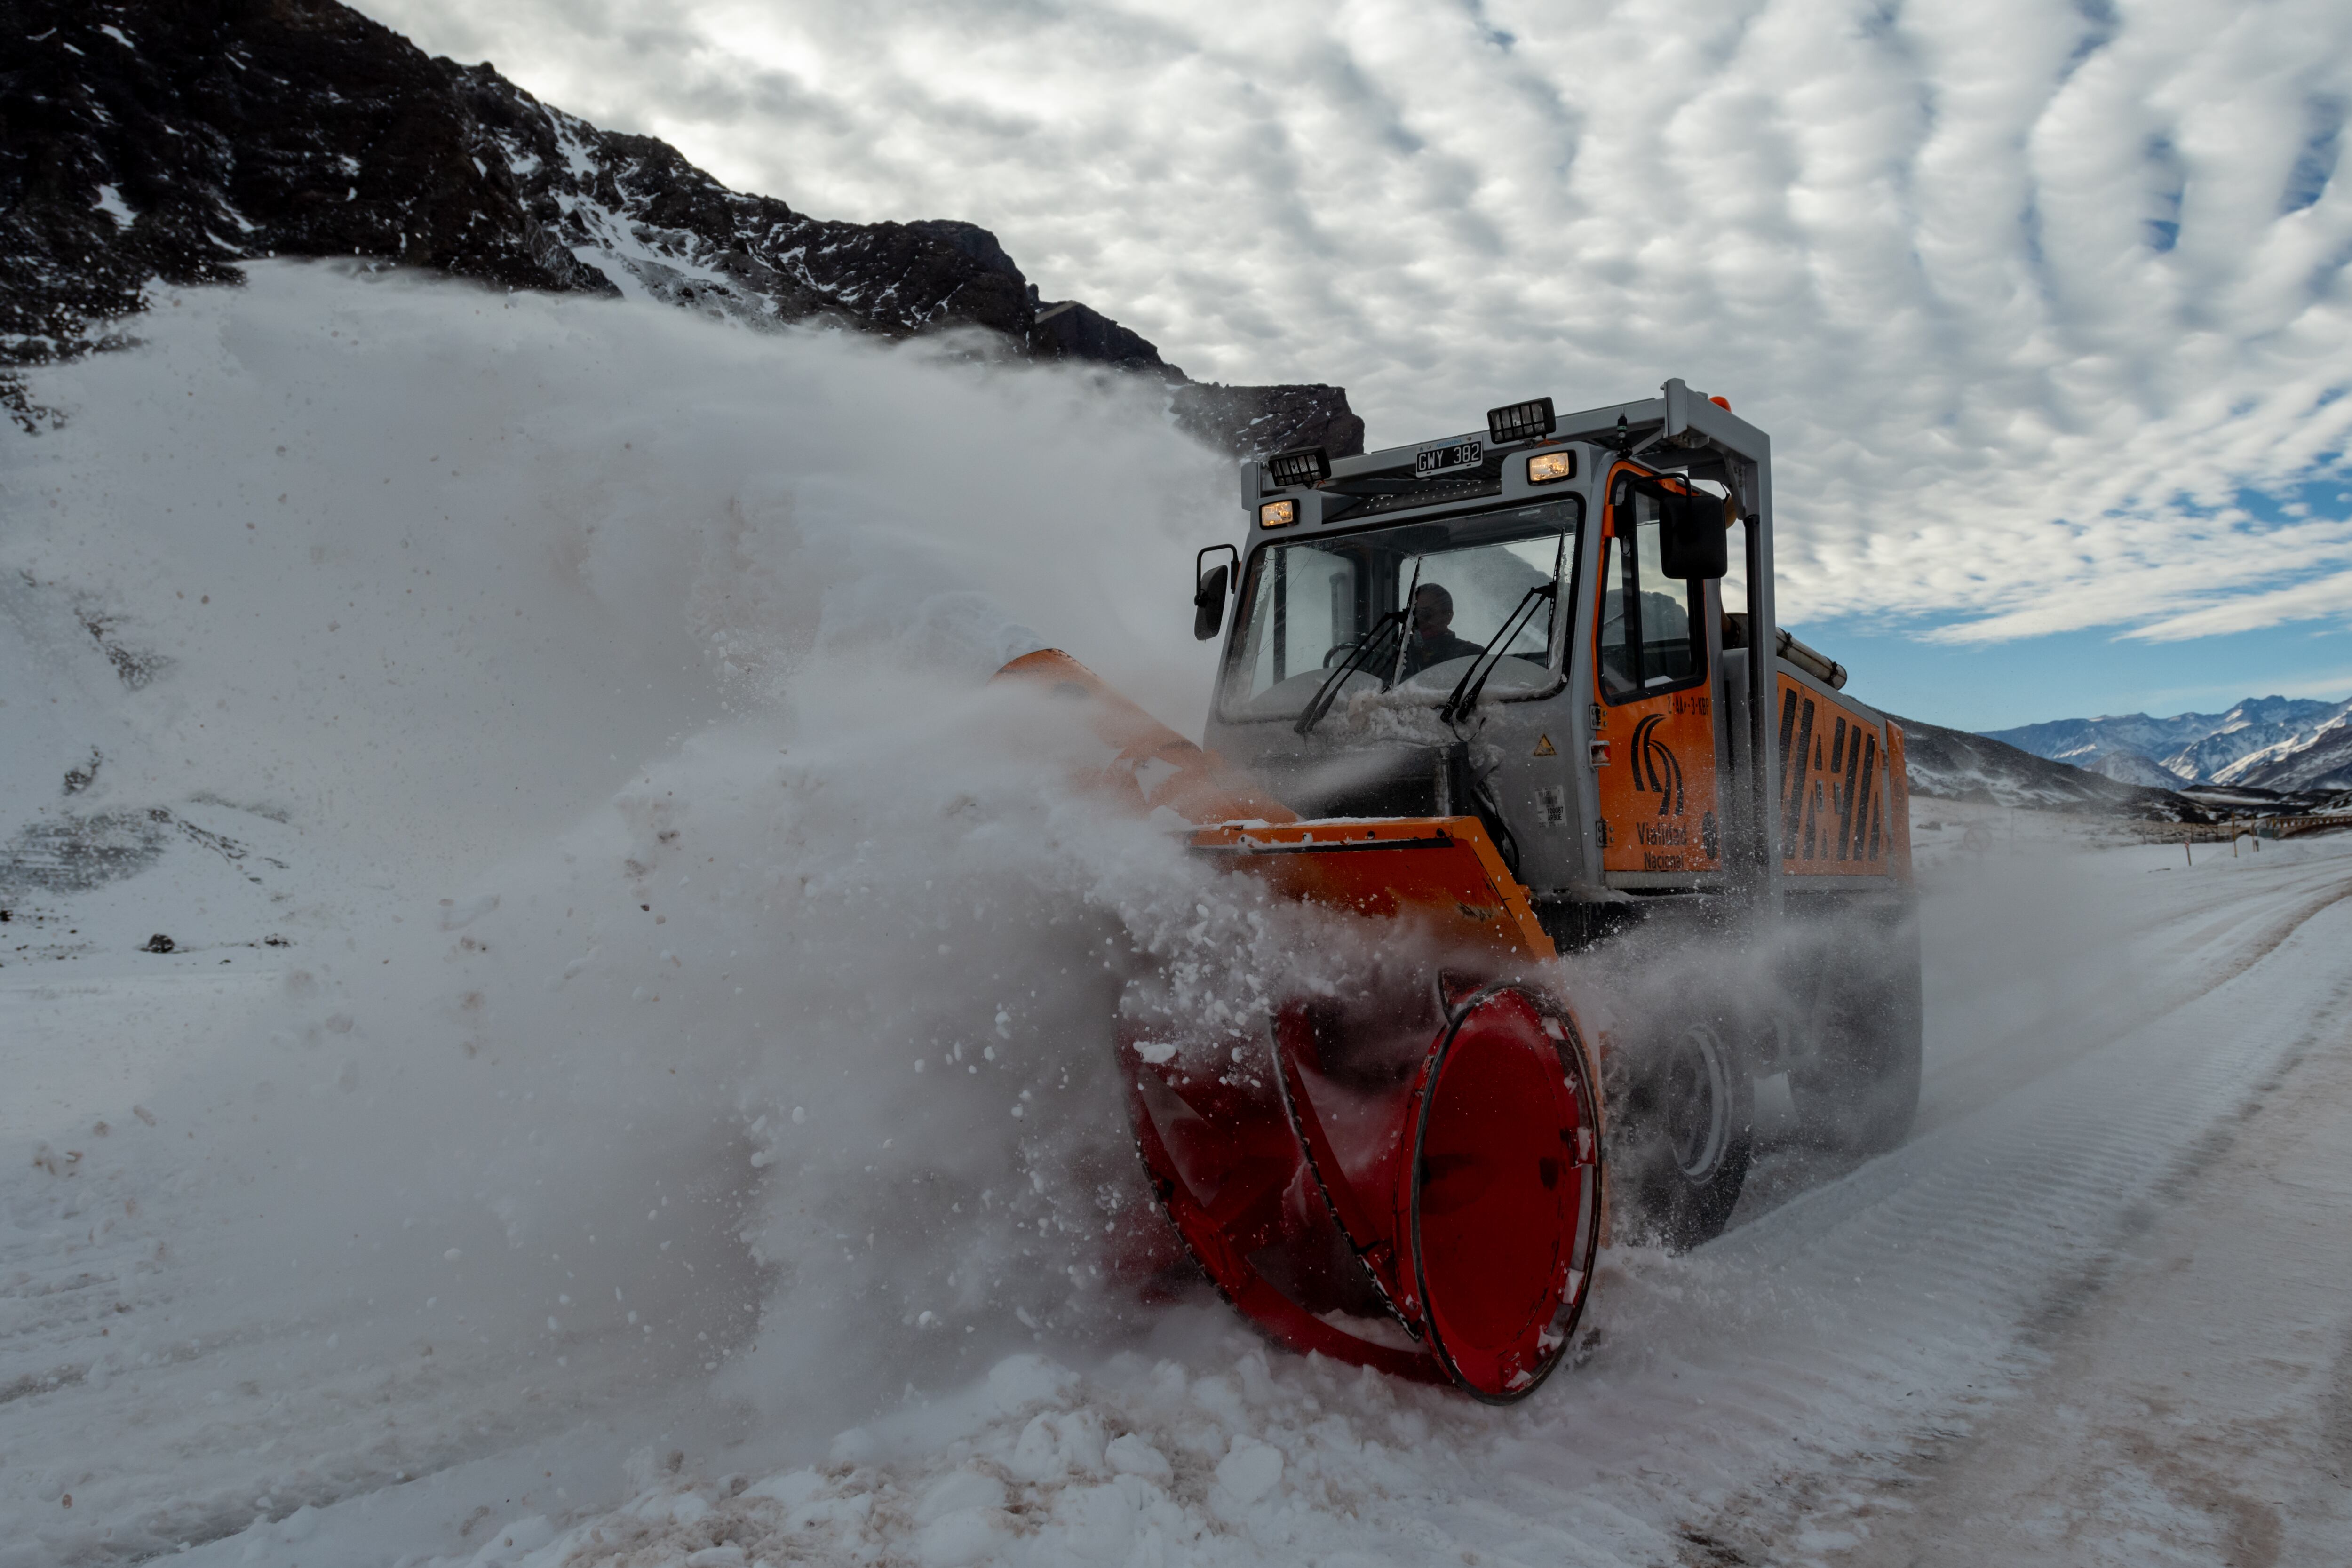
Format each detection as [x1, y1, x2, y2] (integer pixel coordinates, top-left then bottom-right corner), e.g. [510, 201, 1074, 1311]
[1193, 544, 1238, 641]
[1659, 493, 1728, 580]
[1193, 564, 1230, 641]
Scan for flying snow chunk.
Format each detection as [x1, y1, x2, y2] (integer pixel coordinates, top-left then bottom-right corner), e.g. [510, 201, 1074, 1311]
[438, 893, 499, 931]
[1105, 1433, 1173, 1481]
[1210, 1436, 1284, 1519]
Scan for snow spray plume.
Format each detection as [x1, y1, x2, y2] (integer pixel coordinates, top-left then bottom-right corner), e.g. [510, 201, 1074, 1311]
[0, 261, 1300, 1447]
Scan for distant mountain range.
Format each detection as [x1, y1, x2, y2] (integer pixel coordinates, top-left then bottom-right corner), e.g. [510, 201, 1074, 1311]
[0, 0, 1362, 458]
[1873, 691, 2352, 822]
[1983, 696, 2352, 794]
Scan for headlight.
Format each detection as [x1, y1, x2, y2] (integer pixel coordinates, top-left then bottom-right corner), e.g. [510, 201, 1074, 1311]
[1258, 500, 1298, 528]
[1526, 450, 1574, 484]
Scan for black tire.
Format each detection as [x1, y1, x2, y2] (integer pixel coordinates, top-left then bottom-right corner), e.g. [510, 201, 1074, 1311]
[1790, 925, 1922, 1156]
[1613, 1013, 1754, 1250]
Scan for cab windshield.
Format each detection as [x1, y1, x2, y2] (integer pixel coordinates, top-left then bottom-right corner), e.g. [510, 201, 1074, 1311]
[1220, 498, 1582, 721]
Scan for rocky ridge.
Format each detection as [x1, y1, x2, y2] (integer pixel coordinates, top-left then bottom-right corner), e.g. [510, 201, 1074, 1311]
[0, 0, 1363, 459]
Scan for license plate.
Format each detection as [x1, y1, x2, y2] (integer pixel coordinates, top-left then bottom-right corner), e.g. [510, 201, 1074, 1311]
[1415, 439, 1482, 476]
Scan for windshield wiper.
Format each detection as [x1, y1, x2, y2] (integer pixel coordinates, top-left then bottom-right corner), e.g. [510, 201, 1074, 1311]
[1295, 607, 1407, 736]
[1439, 581, 1557, 726]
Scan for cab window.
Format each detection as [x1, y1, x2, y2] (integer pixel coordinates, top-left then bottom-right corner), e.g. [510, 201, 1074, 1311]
[1597, 481, 1702, 703]
[1219, 499, 1580, 721]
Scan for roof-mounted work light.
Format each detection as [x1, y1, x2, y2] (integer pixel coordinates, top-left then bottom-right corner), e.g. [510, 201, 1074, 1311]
[1266, 447, 1331, 487]
[1486, 397, 1555, 444]
[1525, 450, 1574, 484]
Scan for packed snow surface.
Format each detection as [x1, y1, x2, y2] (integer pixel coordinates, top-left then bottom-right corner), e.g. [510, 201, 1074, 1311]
[5, 266, 2351, 1566]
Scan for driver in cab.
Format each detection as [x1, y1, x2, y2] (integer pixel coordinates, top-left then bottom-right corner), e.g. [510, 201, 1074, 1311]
[1402, 583, 1482, 677]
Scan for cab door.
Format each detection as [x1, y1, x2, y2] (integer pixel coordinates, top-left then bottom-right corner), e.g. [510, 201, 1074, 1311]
[1591, 468, 1724, 884]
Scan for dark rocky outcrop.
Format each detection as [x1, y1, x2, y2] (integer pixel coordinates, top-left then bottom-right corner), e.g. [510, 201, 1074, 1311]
[1172, 382, 1367, 468]
[0, 0, 1360, 457]
[1029, 298, 1177, 378]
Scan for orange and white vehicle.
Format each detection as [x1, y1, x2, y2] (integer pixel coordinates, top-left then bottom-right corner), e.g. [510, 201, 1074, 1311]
[1002, 381, 1919, 1401]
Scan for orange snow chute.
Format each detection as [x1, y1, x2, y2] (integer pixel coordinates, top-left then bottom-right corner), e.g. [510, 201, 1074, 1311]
[993, 649, 1550, 961]
[996, 649, 1602, 1400]
[994, 648, 1299, 826]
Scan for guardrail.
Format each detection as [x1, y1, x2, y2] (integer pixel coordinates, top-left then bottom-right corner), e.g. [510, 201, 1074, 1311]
[2168, 815, 2350, 864]
[2250, 814, 2352, 839]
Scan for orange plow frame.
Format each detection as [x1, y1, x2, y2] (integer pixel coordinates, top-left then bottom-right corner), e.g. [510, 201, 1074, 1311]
[1001, 650, 1606, 1399]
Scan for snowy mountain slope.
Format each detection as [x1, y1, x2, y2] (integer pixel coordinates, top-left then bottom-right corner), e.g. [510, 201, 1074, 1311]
[1981, 695, 2350, 786]
[0, 0, 1361, 459]
[2085, 749, 2193, 789]
[1887, 715, 2207, 820]
[2223, 713, 2352, 792]
[2165, 696, 2352, 784]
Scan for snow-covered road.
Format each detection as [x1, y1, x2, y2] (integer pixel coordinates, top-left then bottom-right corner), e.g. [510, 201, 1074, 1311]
[7, 832, 2345, 1568]
[1827, 997, 2352, 1567]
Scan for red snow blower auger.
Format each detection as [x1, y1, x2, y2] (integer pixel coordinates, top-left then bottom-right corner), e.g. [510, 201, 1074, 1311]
[998, 382, 1923, 1401]
[997, 649, 1603, 1401]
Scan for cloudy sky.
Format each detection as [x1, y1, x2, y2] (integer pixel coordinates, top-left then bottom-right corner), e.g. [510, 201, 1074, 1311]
[360, 0, 2352, 728]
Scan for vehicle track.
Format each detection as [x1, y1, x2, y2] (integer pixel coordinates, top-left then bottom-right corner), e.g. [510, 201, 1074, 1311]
[1914, 850, 2352, 1133]
[1642, 851, 2352, 1565]
[1738, 850, 2352, 1221]
[1811, 1008, 2352, 1566]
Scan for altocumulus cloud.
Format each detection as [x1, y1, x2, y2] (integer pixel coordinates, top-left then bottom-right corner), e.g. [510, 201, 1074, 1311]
[361, 0, 2352, 649]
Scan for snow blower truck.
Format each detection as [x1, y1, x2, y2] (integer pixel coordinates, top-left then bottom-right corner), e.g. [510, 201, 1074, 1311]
[998, 380, 1920, 1401]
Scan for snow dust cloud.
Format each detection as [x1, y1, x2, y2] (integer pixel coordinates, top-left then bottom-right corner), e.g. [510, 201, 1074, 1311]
[0, 259, 1329, 1455]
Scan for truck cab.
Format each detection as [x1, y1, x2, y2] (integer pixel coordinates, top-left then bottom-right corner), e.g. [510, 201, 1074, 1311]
[1197, 381, 1912, 947]
[1193, 383, 1922, 1236]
